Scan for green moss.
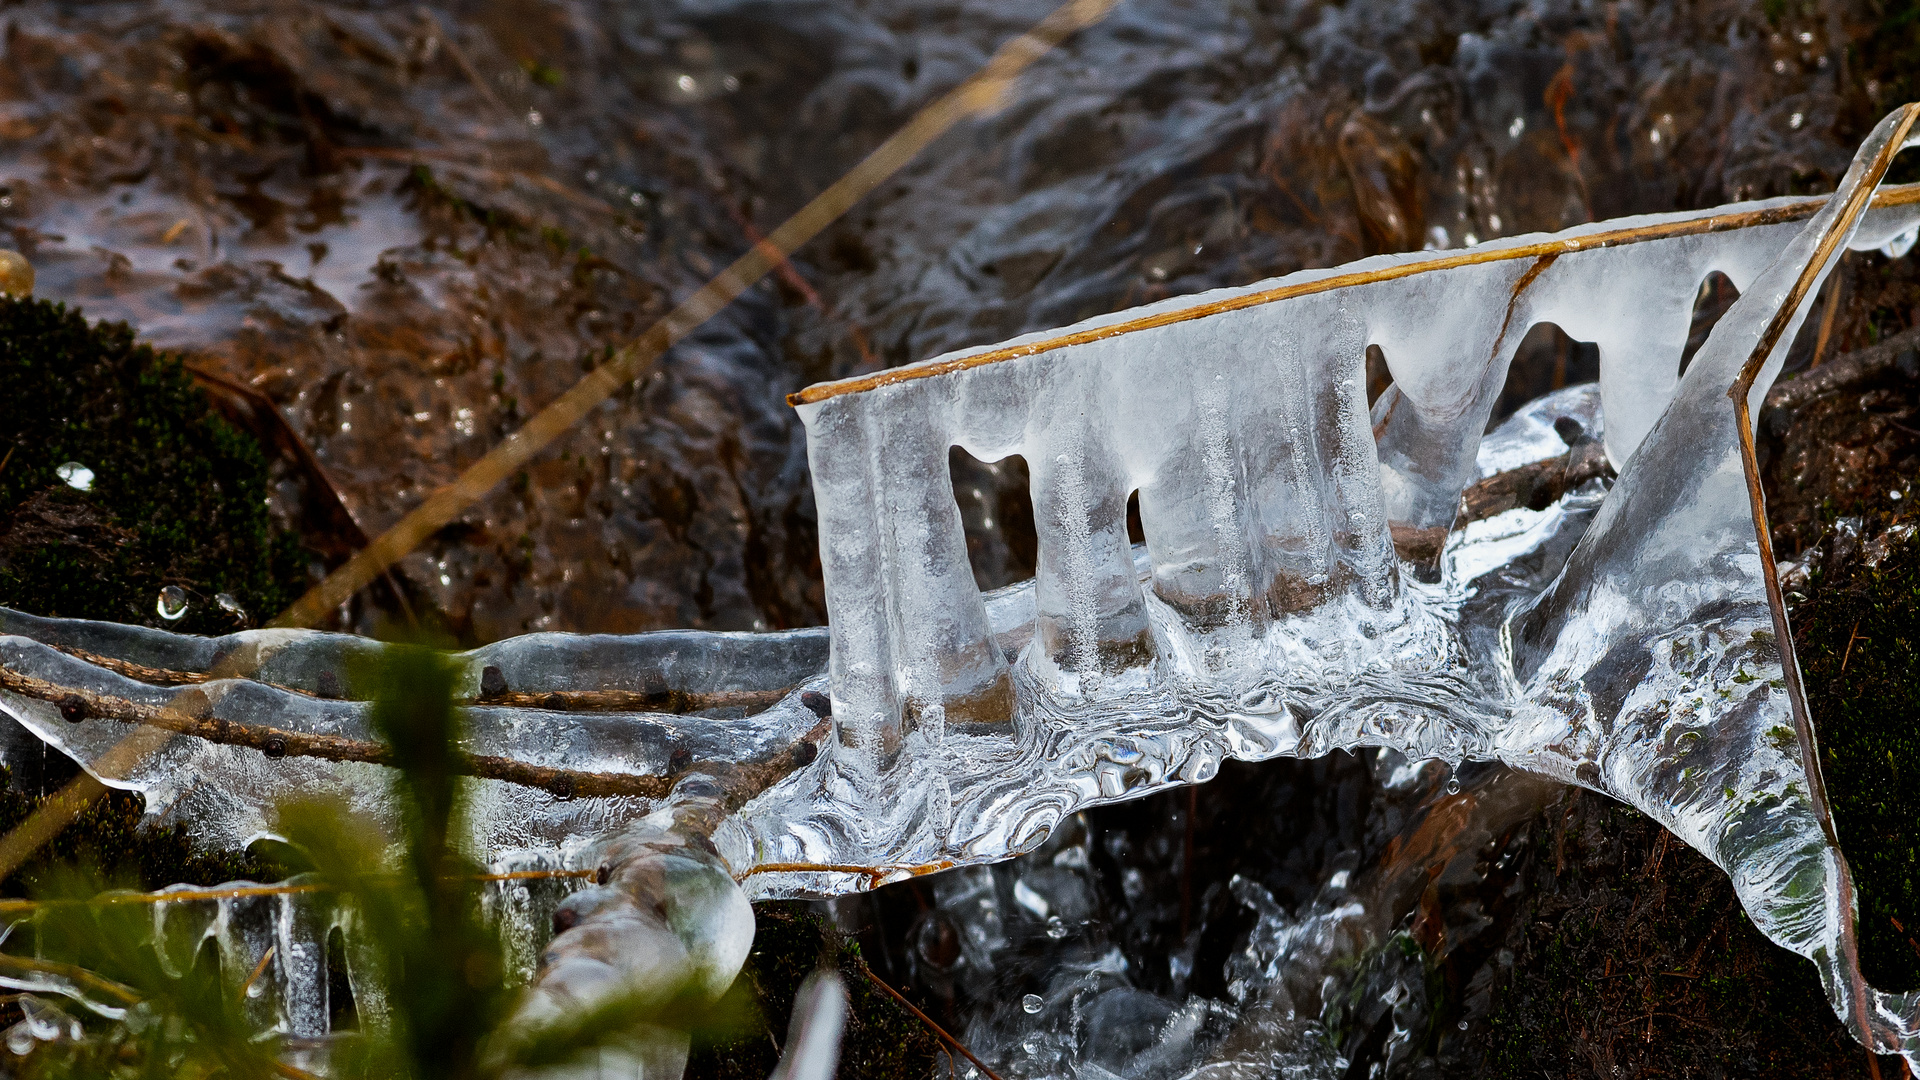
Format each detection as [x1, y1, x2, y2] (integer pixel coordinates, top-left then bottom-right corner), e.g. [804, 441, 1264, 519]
[1793, 520, 1920, 992]
[685, 901, 942, 1080]
[0, 295, 309, 633]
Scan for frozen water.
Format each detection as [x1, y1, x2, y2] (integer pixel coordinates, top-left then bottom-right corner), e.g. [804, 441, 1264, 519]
[154, 586, 188, 622]
[0, 108, 1916, 1064]
[52, 463, 91, 492]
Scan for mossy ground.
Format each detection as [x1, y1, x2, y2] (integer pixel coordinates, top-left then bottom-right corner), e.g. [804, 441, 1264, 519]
[0, 295, 310, 634]
[1792, 506, 1920, 993]
[685, 901, 941, 1080]
[1460, 791, 1883, 1078]
[0, 296, 312, 886]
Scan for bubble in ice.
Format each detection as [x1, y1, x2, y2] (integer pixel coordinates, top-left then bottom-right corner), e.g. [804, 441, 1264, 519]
[1045, 916, 1068, 939]
[155, 586, 188, 621]
[54, 462, 92, 491]
[4, 1027, 28, 1056]
[1022, 993, 1044, 1014]
[0, 250, 32, 297]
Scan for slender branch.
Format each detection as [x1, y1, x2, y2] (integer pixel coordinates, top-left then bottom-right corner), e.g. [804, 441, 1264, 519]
[0, 952, 140, 1006]
[478, 687, 789, 713]
[852, 955, 1006, 1080]
[735, 861, 956, 889]
[237, 946, 275, 1003]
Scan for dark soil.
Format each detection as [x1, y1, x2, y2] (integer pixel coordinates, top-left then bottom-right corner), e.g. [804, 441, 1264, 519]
[1448, 790, 1890, 1079]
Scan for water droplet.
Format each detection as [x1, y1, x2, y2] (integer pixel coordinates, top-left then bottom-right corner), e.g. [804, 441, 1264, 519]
[0, 250, 33, 297]
[54, 462, 93, 491]
[1022, 993, 1043, 1014]
[1045, 915, 1068, 939]
[156, 586, 189, 621]
[1445, 775, 1461, 795]
[215, 593, 247, 621]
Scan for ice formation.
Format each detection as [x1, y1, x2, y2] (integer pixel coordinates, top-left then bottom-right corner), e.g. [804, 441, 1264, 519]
[0, 107, 1918, 1066]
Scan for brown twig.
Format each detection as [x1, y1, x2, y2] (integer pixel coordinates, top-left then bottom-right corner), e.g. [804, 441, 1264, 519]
[180, 361, 371, 566]
[0, 666, 827, 805]
[419, 8, 512, 119]
[0, 952, 140, 1006]
[1456, 439, 1616, 526]
[480, 686, 790, 713]
[1725, 102, 1920, 1049]
[237, 945, 275, 1003]
[271, 0, 1119, 631]
[853, 956, 1006, 1080]
[735, 860, 955, 888]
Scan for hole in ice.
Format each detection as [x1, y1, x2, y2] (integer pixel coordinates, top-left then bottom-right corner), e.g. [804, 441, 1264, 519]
[193, 937, 220, 983]
[327, 926, 358, 1032]
[1487, 322, 1600, 430]
[1679, 271, 1739, 378]
[948, 446, 1038, 592]
[1126, 490, 1144, 547]
[1364, 343, 1393, 407]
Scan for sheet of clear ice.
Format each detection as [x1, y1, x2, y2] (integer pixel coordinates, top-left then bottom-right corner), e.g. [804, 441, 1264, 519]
[1, 110, 1919, 1060]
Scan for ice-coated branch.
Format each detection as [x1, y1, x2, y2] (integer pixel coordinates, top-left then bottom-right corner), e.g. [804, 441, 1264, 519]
[42, 641, 794, 715]
[0, 663, 829, 806]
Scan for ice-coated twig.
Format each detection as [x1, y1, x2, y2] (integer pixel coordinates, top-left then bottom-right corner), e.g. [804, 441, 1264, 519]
[1725, 100, 1920, 1051]
[41, 641, 796, 714]
[0, 663, 829, 805]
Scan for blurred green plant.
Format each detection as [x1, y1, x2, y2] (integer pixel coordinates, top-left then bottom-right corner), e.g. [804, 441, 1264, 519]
[0, 641, 740, 1079]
